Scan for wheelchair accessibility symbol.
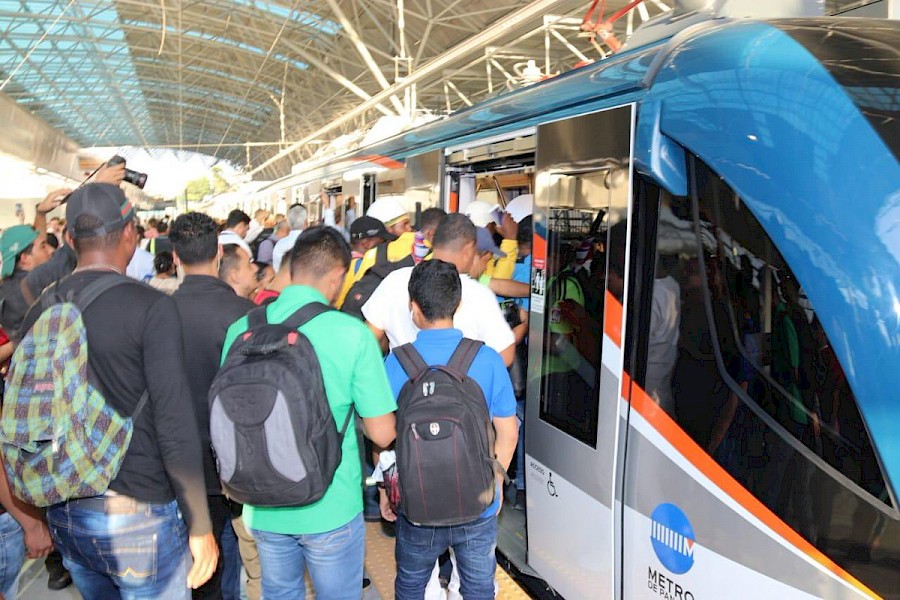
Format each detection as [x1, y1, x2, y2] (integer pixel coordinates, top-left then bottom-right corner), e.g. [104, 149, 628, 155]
[547, 472, 558, 498]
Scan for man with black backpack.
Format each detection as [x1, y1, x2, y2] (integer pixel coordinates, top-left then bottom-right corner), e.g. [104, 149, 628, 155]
[8, 183, 217, 597]
[381, 259, 518, 600]
[218, 226, 397, 599]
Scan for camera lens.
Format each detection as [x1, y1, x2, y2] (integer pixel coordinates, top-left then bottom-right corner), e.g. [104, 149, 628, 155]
[125, 169, 148, 189]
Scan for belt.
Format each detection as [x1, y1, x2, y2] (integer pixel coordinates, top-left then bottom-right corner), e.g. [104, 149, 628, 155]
[68, 492, 154, 515]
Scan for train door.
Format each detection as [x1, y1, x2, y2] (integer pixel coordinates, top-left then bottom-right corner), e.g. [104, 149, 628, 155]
[524, 104, 635, 599]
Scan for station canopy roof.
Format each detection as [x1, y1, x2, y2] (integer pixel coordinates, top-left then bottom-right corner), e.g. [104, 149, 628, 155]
[0, 0, 676, 179]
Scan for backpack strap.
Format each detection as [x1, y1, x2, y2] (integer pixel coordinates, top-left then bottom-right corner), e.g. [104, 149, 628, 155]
[247, 305, 268, 330]
[74, 275, 140, 312]
[374, 243, 389, 266]
[71, 275, 150, 422]
[131, 390, 150, 420]
[394, 343, 429, 380]
[280, 302, 334, 331]
[447, 338, 484, 376]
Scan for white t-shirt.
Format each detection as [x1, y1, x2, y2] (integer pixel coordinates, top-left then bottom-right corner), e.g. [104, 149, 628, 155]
[362, 266, 515, 353]
[646, 275, 681, 411]
[126, 247, 155, 282]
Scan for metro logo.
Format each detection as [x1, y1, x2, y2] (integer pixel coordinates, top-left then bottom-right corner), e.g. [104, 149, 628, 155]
[650, 503, 696, 575]
[651, 521, 695, 559]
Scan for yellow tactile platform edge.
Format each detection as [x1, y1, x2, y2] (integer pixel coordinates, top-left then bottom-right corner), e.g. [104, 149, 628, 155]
[364, 522, 531, 599]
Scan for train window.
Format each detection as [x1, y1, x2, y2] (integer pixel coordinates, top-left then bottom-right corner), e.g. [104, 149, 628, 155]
[538, 168, 627, 447]
[642, 158, 898, 595]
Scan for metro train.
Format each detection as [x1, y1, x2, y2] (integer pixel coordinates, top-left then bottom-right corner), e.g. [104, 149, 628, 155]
[254, 10, 899, 600]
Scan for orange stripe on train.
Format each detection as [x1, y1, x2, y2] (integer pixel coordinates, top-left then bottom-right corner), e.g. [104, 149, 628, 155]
[621, 373, 880, 600]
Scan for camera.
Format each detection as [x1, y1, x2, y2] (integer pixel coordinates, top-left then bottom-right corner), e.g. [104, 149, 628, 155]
[107, 155, 148, 189]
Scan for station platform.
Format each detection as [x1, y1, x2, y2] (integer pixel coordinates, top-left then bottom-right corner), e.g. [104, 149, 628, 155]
[13, 521, 530, 599]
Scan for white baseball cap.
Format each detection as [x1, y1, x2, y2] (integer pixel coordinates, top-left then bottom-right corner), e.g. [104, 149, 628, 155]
[366, 196, 409, 228]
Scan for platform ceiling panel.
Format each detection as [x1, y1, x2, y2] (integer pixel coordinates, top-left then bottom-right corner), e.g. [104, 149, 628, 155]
[0, 0, 665, 177]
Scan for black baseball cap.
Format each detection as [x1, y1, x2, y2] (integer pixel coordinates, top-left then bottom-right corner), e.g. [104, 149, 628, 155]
[350, 215, 397, 242]
[66, 183, 135, 239]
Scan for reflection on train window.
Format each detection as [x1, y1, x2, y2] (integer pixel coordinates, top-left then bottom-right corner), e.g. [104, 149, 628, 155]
[643, 161, 897, 596]
[538, 169, 626, 448]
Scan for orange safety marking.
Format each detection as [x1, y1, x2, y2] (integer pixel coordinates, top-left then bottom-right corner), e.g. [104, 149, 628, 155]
[604, 291, 622, 348]
[356, 154, 404, 170]
[620, 373, 880, 599]
[533, 232, 547, 265]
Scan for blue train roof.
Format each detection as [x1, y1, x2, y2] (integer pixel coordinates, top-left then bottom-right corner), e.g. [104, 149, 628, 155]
[336, 17, 900, 501]
[641, 18, 900, 502]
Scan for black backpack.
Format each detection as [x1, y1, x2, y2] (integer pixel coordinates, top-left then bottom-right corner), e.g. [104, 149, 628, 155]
[394, 339, 499, 526]
[342, 243, 414, 320]
[208, 303, 352, 507]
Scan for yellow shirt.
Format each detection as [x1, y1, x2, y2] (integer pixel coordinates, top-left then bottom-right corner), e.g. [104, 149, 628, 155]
[336, 232, 416, 308]
[335, 234, 518, 308]
[485, 239, 518, 280]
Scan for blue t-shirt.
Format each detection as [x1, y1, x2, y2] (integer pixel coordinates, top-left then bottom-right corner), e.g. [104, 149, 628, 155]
[509, 254, 531, 310]
[384, 328, 517, 518]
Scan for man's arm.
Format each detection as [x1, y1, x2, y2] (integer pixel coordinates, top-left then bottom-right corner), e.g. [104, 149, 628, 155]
[362, 413, 397, 448]
[32, 189, 71, 240]
[366, 322, 389, 354]
[0, 464, 51, 558]
[493, 416, 519, 472]
[488, 278, 529, 298]
[0, 341, 13, 366]
[141, 296, 217, 588]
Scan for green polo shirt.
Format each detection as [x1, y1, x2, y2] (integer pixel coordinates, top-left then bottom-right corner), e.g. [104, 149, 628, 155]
[221, 284, 397, 535]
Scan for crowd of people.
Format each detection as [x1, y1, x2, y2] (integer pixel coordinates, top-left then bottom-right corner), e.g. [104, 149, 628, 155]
[0, 163, 536, 600]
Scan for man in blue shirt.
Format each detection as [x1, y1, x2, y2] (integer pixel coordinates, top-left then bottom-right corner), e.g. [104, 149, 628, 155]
[382, 259, 518, 600]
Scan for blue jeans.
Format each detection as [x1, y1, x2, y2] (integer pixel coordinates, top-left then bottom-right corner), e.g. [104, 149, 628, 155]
[251, 512, 364, 600]
[0, 512, 24, 597]
[395, 515, 497, 600]
[47, 497, 191, 599]
[220, 518, 241, 600]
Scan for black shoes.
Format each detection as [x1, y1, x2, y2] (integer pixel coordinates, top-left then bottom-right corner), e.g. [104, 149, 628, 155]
[47, 569, 73, 591]
[45, 551, 73, 590]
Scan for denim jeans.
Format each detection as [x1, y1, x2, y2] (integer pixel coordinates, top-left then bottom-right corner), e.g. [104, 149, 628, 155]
[251, 512, 364, 600]
[0, 512, 24, 598]
[395, 515, 497, 600]
[47, 497, 191, 599]
[220, 517, 241, 600]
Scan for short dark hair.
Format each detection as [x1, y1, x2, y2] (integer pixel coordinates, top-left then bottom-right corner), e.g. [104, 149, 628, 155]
[419, 207, 446, 233]
[71, 214, 124, 253]
[170, 212, 219, 265]
[45, 235, 60, 250]
[154, 251, 174, 274]
[517, 215, 533, 245]
[156, 221, 168, 235]
[219, 244, 248, 281]
[290, 226, 350, 280]
[431, 213, 476, 252]
[226, 209, 251, 229]
[408, 259, 461, 321]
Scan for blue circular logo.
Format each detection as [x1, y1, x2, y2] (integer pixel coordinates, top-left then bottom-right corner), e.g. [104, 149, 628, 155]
[650, 503, 696, 575]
